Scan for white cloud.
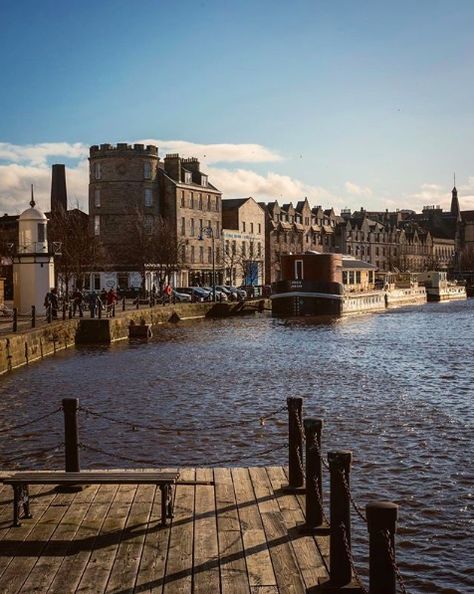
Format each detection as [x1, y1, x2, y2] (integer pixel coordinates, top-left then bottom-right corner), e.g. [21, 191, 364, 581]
[344, 181, 373, 197]
[0, 142, 88, 167]
[138, 138, 282, 164]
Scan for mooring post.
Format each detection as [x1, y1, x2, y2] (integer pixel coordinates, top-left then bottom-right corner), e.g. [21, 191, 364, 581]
[62, 398, 80, 472]
[12, 308, 18, 332]
[302, 418, 326, 530]
[366, 502, 399, 594]
[122, 296, 126, 312]
[31, 305, 36, 328]
[328, 450, 352, 587]
[136, 298, 139, 310]
[68, 304, 72, 319]
[112, 303, 116, 317]
[98, 303, 102, 319]
[286, 396, 304, 490]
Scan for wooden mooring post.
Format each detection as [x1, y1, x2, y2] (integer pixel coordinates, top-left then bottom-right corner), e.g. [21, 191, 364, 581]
[122, 296, 126, 311]
[367, 502, 399, 594]
[284, 396, 304, 492]
[300, 417, 328, 532]
[59, 398, 82, 492]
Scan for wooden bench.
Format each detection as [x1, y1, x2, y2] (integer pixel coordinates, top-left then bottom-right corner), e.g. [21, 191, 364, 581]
[3, 471, 179, 527]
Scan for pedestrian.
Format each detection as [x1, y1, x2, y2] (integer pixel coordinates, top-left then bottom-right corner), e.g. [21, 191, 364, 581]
[46, 288, 59, 319]
[89, 290, 101, 318]
[72, 287, 84, 317]
[165, 282, 173, 304]
[106, 288, 117, 317]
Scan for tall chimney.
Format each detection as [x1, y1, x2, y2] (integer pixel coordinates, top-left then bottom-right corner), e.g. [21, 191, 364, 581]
[50, 164, 67, 213]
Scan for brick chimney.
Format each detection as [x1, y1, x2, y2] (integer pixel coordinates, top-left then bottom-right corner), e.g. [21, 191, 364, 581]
[164, 154, 182, 182]
[50, 164, 67, 213]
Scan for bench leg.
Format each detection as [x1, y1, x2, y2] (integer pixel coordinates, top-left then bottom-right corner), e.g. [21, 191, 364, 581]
[12, 484, 31, 527]
[159, 484, 173, 526]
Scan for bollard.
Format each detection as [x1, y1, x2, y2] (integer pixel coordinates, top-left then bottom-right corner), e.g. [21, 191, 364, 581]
[112, 303, 116, 317]
[62, 398, 80, 472]
[62, 302, 67, 321]
[328, 451, 352, 587]
[122, 296, 126, 312]
[136, 298, 139, 310]
[98, 303, 102, 319]
[366, 502, 398, 594]
[31, 305, 36, 328]
[301, 418, 327, 531]
[12, 308, 18, 332]
[68, 305, 72, 319]
[285, 396, 304, 491]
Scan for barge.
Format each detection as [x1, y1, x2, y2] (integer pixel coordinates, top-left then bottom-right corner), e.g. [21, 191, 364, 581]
[417, 271, 467, 302]
[383, 273, 427, 307]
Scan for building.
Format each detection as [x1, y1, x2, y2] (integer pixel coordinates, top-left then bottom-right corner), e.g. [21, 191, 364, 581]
[88, 143, 224, 291]
[261, 198, 341, 284]
[222, 197, 265, 286]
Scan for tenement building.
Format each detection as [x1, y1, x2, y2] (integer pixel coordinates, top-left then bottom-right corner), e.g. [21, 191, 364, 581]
[222, 197, 265, 286]
[88, 143, 223, 291]
[261, 198, 341, 284]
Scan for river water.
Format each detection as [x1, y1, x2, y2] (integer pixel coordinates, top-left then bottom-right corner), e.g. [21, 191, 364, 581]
[0, 300, 473, 593]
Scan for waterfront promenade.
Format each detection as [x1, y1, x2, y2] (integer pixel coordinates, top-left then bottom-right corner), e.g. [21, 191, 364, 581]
[0, 466, 328, 593]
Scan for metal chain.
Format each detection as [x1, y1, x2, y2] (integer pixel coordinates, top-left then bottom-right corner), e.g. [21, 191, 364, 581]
[308, 430, 329, 470]
[339, 469, 367, 523]
[296, 439, 330, 525]
[382, 529, 409, 594]
[294, 409, 306, 443]
[79, 403, 287, 434]
[0, 406, 63, 435]
[340, 522, 368, 594]
[79, 441, 286, 468]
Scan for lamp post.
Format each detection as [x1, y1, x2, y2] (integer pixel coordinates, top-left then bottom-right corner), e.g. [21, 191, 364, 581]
[199, 225, 216, 302]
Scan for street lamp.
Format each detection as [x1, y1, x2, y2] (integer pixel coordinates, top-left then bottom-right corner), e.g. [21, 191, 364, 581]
[199, 225, 216, 302]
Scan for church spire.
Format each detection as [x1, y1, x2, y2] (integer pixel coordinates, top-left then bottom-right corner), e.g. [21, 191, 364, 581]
[450, 174, 461, 221]
[30, 184, 36, 208]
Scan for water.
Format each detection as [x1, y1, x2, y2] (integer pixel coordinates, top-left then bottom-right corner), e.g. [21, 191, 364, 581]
[0, 300, 473, 593]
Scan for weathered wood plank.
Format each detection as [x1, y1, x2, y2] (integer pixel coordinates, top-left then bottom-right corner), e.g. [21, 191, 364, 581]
[231, 467, 276, 589]
[163, 467, 195, 594]
[214, 467, 250, 594]
[267, 465, 329, 589]
[75, 484, 138, 593]
[193, 467, 220, 594]
[249, 466, 306, 594]
[46, 484, 120, 594]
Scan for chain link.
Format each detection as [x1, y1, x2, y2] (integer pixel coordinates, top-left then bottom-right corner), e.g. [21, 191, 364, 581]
[382, 529, 409, 594]
[80, 404, 287, 434]
[295, 445, 330, 524]
[340, 522, 368, 594]
[308, 429, 330, 470]
[339, 468, 367, 523]
[0, 406, 63, 435]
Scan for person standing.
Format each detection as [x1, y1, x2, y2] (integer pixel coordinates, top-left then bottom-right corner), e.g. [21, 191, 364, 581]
[72, 288, 84, 317]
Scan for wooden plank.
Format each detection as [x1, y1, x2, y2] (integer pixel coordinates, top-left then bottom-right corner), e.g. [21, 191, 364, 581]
[163, 467, 195, 594]
[249, 466, 306, 594]
[193, 467, 220, 594]
[214, 467, 250, 594]
[133, 469, 175, 594]
[0, 490, 78, 594]
[266, 465, 329, 589]
[104, 484, 155, 593]
[231, 467, 276, 589]
[46, 484, 120, 594]
[18, 485, 100, 593]
[75, 484, 138, 593]
[4, 471, 178, 484]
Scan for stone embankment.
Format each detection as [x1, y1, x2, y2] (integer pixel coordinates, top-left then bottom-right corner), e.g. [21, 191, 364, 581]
[0, 300, 268, 375]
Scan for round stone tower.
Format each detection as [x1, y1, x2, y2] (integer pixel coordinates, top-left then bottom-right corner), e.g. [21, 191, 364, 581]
[13, 187, 55, 314]
[88, 143, 161, 249]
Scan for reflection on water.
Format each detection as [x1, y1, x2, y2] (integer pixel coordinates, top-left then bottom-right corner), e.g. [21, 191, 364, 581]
[0, 300, 473, 593]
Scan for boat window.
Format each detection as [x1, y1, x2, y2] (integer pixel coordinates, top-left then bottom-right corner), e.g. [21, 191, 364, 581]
[295, 260, 303, 280]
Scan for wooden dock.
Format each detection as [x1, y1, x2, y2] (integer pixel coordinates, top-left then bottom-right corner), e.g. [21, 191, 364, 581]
[0, 467, 329, 593]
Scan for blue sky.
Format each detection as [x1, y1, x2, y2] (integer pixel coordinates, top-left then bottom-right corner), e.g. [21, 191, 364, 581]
[1, 0, 474, 213]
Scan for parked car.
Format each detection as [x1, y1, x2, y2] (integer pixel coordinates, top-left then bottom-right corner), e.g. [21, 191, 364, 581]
[177, 287, 211, 302]
[203, 286, 228, 301]
[226, 285, 247, 300]
[172, 289, 191, 302]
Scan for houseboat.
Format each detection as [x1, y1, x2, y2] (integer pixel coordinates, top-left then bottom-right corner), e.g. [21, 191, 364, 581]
[417, 271, 467, 302]
[271, 252, 385, 317]
[382, 272, 427, 307]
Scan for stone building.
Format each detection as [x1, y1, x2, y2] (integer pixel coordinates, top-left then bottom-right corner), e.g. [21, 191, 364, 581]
[222, 197, 265, 286]
[88, 143, 223, 290]
[261, 198, 341, 284]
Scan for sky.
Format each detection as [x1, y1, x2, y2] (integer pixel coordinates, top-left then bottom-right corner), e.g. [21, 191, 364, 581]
[1, 0, 474, 214]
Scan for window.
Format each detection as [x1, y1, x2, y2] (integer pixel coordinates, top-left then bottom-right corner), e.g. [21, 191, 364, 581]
[144, 161, 152, 179]
[144, 188, 153, 207]
[216, 247, 220, 263]
[181, 191, 185, 207]
[94, 215, 100, 236]
[295, 260, 303, 280]
[181, 217, 186, 236]
[94, 162, 101, 180]
[94, 189, 101, 208]
[201, 175, 208, 187]
[250, 222, 254, 234]
[185, 171, 192, 184]
[216, 196, 220, 211]
[199, 246, 204, 263]
[199, 219, 203, 233]
[198, 194, 202, 209]
[216, 221, 220, 238]
[225, 240, 230, 255]
[257, 243, 261, 257]
[190, 192, 194, 209]
[249, 242, 254, 257]
[191, 246, 195, 263]
[349, 271, 354, 284]
[232, 240, 236, 255]
[305, 217, 310, 226]
[242, 241, 246, 256]
[207, 194, 211, 210]
[242, 222, 246, 232]
[181, 244, 186, 262]
[356, 271, 361, 283]
[94, 273, 101, 290]
[37, 223, 46, 243]
[258, 223, 262, 234]
[208, 246, 212, 263]
[342, 271, 348, 284]
[190, 219, 195, 236]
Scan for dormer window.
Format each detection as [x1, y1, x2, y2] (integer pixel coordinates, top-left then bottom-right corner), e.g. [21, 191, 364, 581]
[201, 175, 208, 187]
[185, 171, 192, 184]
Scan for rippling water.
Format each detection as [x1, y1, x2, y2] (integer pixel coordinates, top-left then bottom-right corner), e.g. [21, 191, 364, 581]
[0, 300, 473, 593]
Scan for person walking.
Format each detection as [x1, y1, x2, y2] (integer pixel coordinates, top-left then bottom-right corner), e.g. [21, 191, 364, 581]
[106, 288, 117, 317]
[72, 288, 84, 318]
